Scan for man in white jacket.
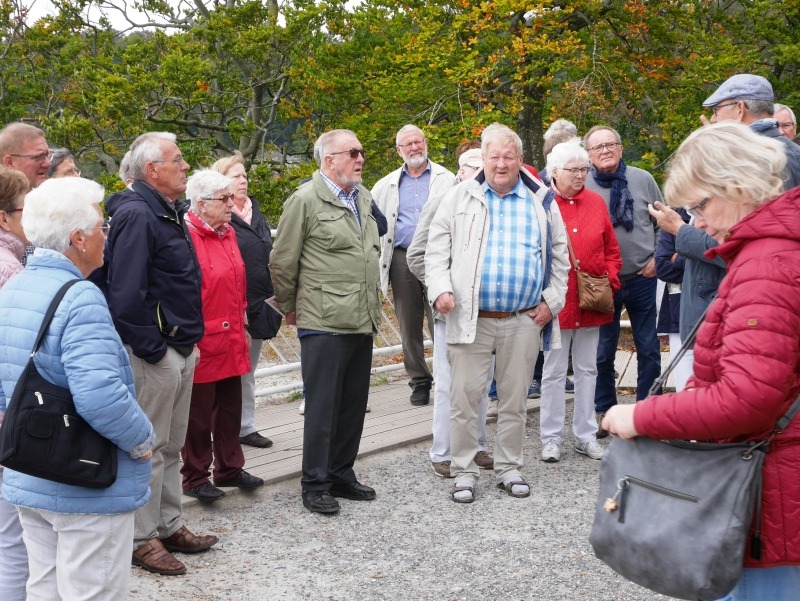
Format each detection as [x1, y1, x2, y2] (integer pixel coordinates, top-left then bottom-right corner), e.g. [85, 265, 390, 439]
[372, 125, 454, 406]
[425, 123, 569, 503]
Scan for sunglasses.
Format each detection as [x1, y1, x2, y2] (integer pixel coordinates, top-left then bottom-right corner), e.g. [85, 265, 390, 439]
[328, 148, 366, 160]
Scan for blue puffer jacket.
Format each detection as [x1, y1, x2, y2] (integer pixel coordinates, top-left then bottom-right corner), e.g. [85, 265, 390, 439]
[0, 250, 154, 514]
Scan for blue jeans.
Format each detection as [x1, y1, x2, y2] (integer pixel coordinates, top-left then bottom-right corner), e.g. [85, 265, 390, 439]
[717, 566, 800, 601]
[594, 274, 661, 414]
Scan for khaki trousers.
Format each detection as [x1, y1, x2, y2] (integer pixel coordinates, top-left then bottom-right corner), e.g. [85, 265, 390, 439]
[127, 346, 196, 547]
[447, 314, 541, 483]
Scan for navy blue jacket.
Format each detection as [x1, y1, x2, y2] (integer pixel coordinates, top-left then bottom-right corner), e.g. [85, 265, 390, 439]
[654, 210, 689, 335]
[231, 204, 282, 340]
[106, 180, 203, 363]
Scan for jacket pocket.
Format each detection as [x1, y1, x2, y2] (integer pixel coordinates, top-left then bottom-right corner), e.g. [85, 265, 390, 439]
[321, 283, 364, 329]
[316, 211, 353, 251]
[200, 315, 233, 357]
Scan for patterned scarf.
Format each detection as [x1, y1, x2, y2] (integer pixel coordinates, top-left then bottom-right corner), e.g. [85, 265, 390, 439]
[592, 159, 634, 232]
[231, 196, 253, 225]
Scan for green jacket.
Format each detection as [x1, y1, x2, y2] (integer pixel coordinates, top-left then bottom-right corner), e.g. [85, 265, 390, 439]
[269, 171, 381, 334]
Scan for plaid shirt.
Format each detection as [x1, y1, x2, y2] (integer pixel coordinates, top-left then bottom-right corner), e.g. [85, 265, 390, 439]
[478, 177, 543, 312]
[320, 172, 360, 226]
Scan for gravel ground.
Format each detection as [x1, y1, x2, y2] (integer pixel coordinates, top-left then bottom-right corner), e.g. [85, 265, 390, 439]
[129, 396, 672, 601]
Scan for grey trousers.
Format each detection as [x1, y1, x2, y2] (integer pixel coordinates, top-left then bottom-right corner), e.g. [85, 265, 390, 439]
[390, 247, 434, 389]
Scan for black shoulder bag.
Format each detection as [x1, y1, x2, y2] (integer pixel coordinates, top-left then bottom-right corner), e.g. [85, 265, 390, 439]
[589, 304, 800, 600]
[0, 280, 118, 488]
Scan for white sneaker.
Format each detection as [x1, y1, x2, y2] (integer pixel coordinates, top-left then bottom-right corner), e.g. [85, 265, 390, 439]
[575, 440, 604, 460]
[298, 399, 305, 415]
[541, 440, 562, 463]
[365, 404, 371, 413]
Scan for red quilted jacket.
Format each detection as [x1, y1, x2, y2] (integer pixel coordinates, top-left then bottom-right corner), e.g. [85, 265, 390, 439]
[186, 211, 251, 384]
[555, 186, 622, 329]
[634, 187, 800, 567]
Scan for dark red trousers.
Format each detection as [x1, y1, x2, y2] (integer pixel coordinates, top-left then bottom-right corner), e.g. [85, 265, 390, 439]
[181, 376, 245, 489]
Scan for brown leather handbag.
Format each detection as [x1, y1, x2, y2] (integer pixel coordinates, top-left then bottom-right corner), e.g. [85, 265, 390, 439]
[565, 235, 614, 313]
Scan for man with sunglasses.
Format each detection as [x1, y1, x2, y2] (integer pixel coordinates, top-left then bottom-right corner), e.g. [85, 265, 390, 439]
[270, 129, 381, 515]
[702, 73, 800, 188]
[372, 125, 455, 407]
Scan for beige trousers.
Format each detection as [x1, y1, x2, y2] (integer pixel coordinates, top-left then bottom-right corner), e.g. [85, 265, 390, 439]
[447, 314, 541, 483]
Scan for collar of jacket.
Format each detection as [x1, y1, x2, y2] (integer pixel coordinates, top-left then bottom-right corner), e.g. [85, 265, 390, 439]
[131, 180, 186, 223]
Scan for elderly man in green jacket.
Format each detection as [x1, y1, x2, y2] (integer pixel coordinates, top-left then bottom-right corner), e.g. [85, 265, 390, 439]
[270, 129, 382, 514]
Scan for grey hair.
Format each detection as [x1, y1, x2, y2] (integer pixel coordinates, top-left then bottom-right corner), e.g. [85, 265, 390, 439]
[395, 124, 424, 146]
[584, 125, 621, 148]
[21, 177, 104, 253]
[312, 129, 357, 167]
[743, 99, 774, 118]
[128, 132, 177, 180]
[48, 148, 76, 178]
[543, 119, 579, 159]
[664, 121, 785, 209]
[546, 140, 589, 172]
[0, 123, 46, 157]
[118, 150, 133, 185]
[186, 169, 233, 212]
[481, 123, 523, 157]
[774, 103, 796, 124]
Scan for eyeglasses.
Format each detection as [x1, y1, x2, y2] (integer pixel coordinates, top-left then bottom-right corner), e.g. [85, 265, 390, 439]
[711, 102, 739, 116]
[686, 196, 711, 219]
[202, 193, 235, 203]
[778, 121, 796, 129]
[561, 167, 590, 175]
[8, 150, 52, 162]
[60, 168, 81, 177]
[328, 148, 365, 160]
[94, 223, 111, 237]
[6, 207, 23, 214]
[152, 155, 186, 165]
[396, 139, 425, 150]
[588, 142, 621, 154]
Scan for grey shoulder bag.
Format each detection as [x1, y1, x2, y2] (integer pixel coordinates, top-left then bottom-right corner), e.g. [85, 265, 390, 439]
[589, 304, 800, 600]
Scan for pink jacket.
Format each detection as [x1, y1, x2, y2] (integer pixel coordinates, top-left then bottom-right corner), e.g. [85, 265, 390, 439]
[634, 187, 800, 567]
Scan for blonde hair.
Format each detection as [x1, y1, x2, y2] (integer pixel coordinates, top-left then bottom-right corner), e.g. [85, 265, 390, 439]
[212, 151, 245, 176]
[664, 122, 786, 208]
[481, 123, 523, 157]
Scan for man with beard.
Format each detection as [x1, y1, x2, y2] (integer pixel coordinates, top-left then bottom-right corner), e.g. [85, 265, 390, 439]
[270, 129, 382, 514]
[372, 125, 454, 407]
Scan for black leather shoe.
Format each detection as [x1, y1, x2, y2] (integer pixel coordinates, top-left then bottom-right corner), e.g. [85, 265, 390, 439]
[329, 481, 377, 501]
[410, 385, 431, 406]
[302, 490, 340, 514]
[215, 469, 264, 489]
[183, 482, 226, 502]
[239, 432, 274, 448]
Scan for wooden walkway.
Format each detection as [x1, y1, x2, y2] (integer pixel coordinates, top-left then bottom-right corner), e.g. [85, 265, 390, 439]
[181, 350, 673, 507]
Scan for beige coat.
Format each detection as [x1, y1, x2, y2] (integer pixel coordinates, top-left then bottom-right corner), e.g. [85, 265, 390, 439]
[424, 170, 570, 346]
[371, 160, 455, 295]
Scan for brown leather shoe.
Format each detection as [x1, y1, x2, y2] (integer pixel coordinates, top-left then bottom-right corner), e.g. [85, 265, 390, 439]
[132, 538, 186, 576]
[160, 525, 218, 554]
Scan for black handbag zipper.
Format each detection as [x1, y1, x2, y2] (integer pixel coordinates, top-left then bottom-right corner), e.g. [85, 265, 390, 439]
[614, 476, 699, 523]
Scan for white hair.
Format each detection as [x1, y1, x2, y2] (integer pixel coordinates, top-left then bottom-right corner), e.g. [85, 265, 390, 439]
[128, 132, 177, 180]
[481, 123, 523, 157]
[118, 150, 133, 185]
[21, 177, 104, 253]
[186, 169, 233, 212]
[546, 140, 589, 172]
[395, 124, 424, 146]
[774, 103, 797, 125]
[313, 129, 356, 167]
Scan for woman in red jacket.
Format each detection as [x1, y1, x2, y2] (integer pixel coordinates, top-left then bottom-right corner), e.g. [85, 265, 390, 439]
[181, 170, 264, 502]
[539, 140, 621, 463]
[604, 122, 800, 600]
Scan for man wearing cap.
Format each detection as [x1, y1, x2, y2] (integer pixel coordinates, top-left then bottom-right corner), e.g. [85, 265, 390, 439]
[372, 125, 455, 407]
[703, 73, 800, 188]
[774, 103, 798, 142]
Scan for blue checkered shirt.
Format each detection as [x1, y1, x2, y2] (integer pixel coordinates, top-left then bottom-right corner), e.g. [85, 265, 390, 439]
[478, 178, 543, 312]
[320, 171, 360, 225]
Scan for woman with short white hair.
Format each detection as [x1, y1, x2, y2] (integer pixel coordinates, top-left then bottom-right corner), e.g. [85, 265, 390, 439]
[181, 169, 264, 502]
[0, 177, 155, 600]
[539, 140, 621, 463]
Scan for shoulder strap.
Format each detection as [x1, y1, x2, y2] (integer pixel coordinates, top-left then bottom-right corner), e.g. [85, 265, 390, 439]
[30, 280, 81, 356]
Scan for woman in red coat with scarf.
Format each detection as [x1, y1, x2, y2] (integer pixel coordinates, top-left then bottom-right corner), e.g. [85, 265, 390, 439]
[604, 122, 800, 600]
[539, 140, 621, 463]
[181, 170, 264, 502]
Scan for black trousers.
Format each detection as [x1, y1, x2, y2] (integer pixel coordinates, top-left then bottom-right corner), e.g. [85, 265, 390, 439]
[300, 333, 373, 491]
